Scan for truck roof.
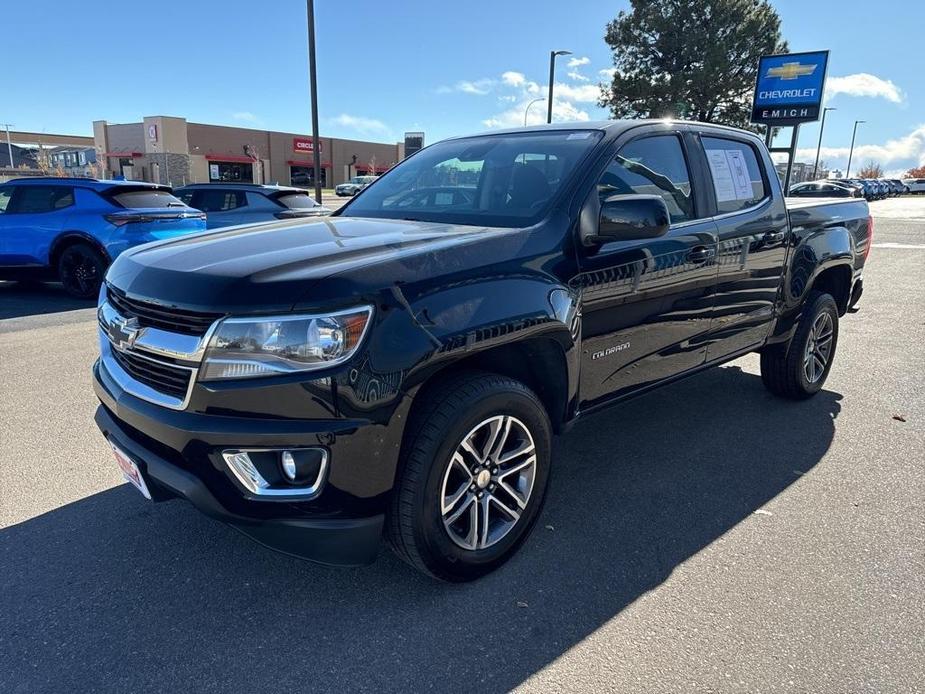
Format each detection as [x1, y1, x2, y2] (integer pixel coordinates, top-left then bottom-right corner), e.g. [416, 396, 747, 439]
[455, 119, 759, 140]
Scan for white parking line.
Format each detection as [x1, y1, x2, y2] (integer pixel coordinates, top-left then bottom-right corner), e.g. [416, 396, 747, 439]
[871, 243, 925, 249]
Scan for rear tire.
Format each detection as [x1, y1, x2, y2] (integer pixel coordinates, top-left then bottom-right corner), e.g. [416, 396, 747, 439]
[387, 371, 552, 581]
[57, 243, 106, 299]
[761, 290, 839, 400]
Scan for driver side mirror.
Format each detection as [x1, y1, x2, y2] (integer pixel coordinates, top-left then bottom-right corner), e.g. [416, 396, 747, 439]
[589, 194, 670, 244]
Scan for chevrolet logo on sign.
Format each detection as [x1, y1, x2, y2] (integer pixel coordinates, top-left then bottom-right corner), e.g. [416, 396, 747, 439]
[766, 62, 817, 80]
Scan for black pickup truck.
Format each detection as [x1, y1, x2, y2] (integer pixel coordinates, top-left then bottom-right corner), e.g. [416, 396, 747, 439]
[93, 120, 871, 581]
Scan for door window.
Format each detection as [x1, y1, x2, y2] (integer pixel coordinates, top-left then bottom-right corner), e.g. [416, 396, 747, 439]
[8, 186, 74, 214]
[598, 135, 694, 223]
[702, 137, 767, 214]
[193, 189, 246, 212]
[0, 188, 13, 213]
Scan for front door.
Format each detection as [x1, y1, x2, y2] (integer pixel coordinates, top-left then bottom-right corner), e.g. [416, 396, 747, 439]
[698, 134, 790, 362]
[0, 185, 73, 267]
[577, 131, 719, 410]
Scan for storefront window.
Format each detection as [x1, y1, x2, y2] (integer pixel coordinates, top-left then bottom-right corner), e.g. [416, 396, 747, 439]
[209, 161, 254, 182]
[290, 166, 326, 188]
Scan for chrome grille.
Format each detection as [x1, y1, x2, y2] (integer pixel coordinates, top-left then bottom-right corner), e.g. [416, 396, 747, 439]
[107, 285, 223, 337]
[110, 347, 193, 400]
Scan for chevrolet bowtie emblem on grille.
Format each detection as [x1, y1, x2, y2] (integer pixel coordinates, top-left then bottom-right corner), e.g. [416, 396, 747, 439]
[108, 316, 141, 351]
[766, 62, 817, 80]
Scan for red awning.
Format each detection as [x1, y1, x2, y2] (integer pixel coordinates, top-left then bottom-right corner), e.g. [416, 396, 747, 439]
[104, 151, 143, 158]
[205, 154, 255, 163]
[287, 159, 331, 168]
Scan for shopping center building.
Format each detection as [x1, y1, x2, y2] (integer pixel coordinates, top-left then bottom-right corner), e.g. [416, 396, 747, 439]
[92, 116, 406, 189]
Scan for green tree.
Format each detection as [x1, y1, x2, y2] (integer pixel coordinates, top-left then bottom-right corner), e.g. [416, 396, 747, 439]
[600, 0, 788, 127]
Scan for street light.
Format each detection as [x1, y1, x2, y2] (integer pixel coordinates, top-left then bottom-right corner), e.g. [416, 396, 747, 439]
[846, 119, 865, 178]
[306, 0, 322, 204]
[524, 98, 546, 126]
[547, 50, 572, 124]
[812, 107, 836, 180]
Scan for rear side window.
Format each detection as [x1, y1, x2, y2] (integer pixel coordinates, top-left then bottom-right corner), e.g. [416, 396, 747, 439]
[274, 192, 320, 209]
[112, 189, 185, 209]
[9, 185, 73, 213]
[193, 189, 246, 212]
[0, 188, 12, 213]
[702, 136, 767, 214]
[598, 134, 694, 223]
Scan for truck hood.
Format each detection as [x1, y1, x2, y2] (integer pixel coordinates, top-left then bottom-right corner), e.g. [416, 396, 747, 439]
[105, 216, 499, 313]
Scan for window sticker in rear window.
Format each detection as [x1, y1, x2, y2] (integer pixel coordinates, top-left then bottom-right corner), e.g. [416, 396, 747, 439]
[705, 149, 753, 202]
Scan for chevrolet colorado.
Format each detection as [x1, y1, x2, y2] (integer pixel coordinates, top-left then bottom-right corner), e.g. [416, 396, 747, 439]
[93, 120, 871, 581]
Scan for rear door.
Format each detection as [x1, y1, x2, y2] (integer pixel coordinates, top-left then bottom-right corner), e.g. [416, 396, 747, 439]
[698, 132, 790, 362]
[577, 129, 719, 408]
[0, 185, 73, 266]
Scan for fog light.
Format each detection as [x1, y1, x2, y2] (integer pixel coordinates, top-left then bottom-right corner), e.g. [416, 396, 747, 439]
[281, 451, 298, 481]
[278, 448, 327, 486]
[221, 447, 328, 498]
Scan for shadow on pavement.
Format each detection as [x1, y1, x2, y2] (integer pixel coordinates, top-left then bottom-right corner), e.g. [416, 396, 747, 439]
[0, 281, 96, 320]
[0, 366, 842, 693]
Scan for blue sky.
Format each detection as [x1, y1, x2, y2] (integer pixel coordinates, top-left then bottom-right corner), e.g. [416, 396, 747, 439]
[5, 0, 923, 175]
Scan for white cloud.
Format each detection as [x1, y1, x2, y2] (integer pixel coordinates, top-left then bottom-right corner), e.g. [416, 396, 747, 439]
[330, 113, 392, 138]
[567, 70, 589, 82]
[552, 82, 600, 103]
[599, 67, 617, 79]
[501, 71, 526, 87]
[232, 111, 261, 124]
[567, 56, 590, 68]
[482, 97, 590, 129]
[434, 78, 496, 95]
[456, 79, 495, 95]
[795, 123, 925, 171]
[826, 73, 904, 104]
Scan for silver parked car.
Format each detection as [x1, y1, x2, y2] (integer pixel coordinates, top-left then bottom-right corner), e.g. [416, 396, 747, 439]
[335, 175, 378, 197]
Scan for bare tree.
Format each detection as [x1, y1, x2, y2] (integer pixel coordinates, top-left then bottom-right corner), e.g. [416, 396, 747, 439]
[856, 161, 884, 179]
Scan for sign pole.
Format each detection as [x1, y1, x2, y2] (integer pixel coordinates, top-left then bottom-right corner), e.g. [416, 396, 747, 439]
[784, 124, 800, 193]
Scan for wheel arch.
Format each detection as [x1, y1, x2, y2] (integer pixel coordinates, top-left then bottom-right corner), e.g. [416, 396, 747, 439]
[809, 263, 853, 315]
[408, 335, 573, 435]
[49, 232, 111, 270]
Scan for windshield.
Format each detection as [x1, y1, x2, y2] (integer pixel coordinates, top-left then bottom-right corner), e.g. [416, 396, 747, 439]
[340, 130, 603, 227]
[275, 192, 320, 209]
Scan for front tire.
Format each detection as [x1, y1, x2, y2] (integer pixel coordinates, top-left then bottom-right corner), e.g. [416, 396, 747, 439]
[387, 372, 552, 581]
[761, 290, 839, 399]
[57, 243, 106, 299]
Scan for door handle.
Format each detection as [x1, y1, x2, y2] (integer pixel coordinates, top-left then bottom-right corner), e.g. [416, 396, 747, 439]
[762, 231, 786, 243]
[687, 246, 716, 264]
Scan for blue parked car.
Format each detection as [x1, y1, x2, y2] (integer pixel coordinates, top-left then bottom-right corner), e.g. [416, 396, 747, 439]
[0, 177, 205, 298]
[174, 183, 330, 230]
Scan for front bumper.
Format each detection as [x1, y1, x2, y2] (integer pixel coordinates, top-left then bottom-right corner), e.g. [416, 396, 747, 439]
[92, 360, 386, 566]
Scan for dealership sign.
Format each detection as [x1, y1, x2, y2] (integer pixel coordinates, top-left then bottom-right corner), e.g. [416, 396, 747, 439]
[751, 50, 828, 125]
[293, 137, 322, 153]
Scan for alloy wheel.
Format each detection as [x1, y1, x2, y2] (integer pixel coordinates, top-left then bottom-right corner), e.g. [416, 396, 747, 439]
[60, 248, 100, 296]
[803, 311, 834, 383]
[440, 415, 537, 551]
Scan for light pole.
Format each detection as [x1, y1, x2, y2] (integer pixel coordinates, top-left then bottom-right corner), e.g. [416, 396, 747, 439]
[306, 0, 322, 204]
[846, 119, 865, 178]
[524, 98, 545, 126]
[2, 123, 13, 169]
[547, 50, 571, 124]
[812, 107, 835, 180]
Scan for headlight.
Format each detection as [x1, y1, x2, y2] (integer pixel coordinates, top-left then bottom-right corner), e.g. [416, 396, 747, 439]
[200, 306, 373, 381]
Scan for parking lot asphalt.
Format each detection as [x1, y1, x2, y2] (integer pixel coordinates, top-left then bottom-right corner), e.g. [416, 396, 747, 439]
[1, 198, 923, 693]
